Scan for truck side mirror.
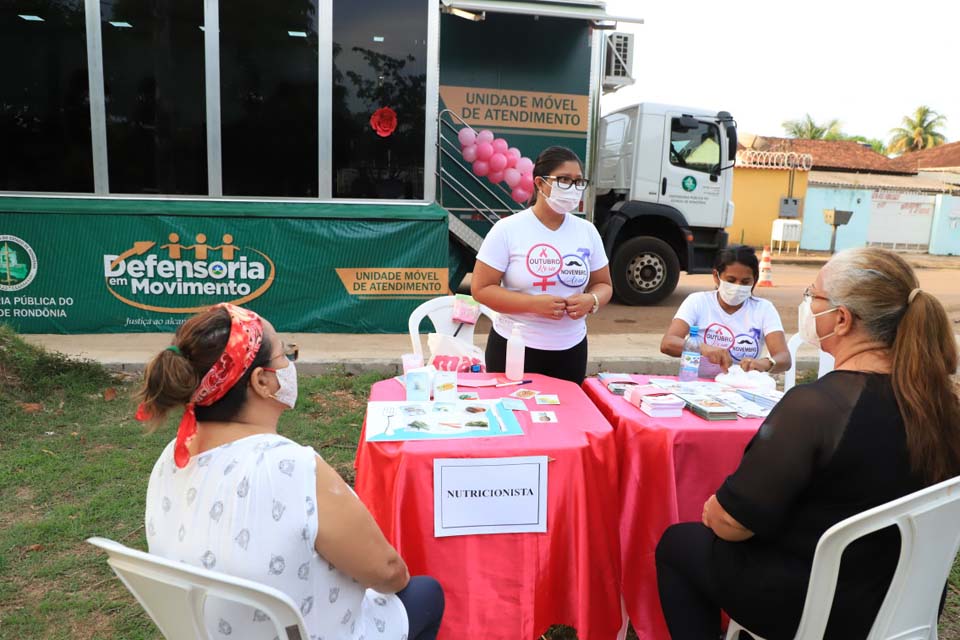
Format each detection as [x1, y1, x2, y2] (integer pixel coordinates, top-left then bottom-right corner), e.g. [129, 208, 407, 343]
[726, 124, 738, 162]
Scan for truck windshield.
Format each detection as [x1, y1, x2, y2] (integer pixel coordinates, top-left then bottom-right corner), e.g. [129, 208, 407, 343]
[669, 119, 720, 174]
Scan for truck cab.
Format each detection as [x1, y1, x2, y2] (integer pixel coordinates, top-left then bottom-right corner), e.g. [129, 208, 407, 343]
[594, 103, 738, 304]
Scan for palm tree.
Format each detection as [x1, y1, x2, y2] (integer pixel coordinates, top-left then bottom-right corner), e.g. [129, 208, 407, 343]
[782, 114, 842, 140]
[887, 106, 947, 154]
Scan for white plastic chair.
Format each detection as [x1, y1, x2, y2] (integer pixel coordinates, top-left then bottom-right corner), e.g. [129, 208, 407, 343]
[783, 333, 836, 392]
[407, 295, 498, 360]
[87, 537, 309, 640]
[726, 474, 960, 640]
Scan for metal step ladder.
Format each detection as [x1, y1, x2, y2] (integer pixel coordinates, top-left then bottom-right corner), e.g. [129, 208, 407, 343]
[436, 110, 521, 255]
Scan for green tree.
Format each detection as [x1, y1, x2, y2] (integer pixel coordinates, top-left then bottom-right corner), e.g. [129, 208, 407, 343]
[887, 106, 948, 154]
[782, 114, 842, 139]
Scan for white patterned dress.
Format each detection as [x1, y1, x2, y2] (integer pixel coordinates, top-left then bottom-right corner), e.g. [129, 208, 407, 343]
[145, 433, 408, 640]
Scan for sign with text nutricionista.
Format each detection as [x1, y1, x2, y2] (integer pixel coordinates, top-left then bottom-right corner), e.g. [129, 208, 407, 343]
[1, 208, 449, 334]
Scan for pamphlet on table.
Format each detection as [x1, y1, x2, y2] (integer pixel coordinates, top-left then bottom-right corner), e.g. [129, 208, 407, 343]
[365, 399, 524, 442]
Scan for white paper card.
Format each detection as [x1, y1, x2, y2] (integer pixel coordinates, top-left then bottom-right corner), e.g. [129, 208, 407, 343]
[433, 456, 548, 537]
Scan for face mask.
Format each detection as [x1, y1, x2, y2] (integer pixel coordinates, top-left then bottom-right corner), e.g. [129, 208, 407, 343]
[538, 180, 583, 215]
[798, 298, 839, 347]
[267, 361, 299, 408]
[717, 280, 752, 306]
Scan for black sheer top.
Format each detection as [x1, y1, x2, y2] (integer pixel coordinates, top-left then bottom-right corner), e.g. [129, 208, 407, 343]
[716, 371, 926, 638]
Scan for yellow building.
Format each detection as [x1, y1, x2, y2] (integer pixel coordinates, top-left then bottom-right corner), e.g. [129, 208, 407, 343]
[728, 138, 812, 247]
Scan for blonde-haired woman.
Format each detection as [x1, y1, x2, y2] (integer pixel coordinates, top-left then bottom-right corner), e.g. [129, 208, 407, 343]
[655, 248, 960, 639]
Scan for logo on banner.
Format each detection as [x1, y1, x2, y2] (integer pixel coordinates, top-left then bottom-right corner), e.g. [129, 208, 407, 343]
[557, 253, 590, 287]
[526, 244, 562, 292]
[0, 235, 38, 292]
[102, 232, 275, 313]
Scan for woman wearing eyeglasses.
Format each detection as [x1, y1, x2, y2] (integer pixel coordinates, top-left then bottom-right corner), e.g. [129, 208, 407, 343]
[655, 249, 960, 639]
[138, 304, 444, 640]
[472, 146, 613, 384]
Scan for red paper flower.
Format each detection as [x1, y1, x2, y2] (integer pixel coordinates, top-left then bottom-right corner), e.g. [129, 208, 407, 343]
[370, 106, 398, 138]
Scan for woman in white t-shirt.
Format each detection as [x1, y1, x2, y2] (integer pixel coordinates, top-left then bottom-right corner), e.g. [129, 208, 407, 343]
[472, 147, 613, 384]
[660, 246, 790, 378]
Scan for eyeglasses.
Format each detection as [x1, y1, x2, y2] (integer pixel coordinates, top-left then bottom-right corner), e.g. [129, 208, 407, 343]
[269, 342, 299, 363]
[803, 286, 831, 305]
[543, 175, 590, 191]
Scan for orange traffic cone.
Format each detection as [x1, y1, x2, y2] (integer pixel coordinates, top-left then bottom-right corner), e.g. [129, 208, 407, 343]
[757, 246, 774, 287]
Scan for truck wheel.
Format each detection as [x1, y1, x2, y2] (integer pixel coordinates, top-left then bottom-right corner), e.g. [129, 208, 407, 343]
[611, 237, 681, 305]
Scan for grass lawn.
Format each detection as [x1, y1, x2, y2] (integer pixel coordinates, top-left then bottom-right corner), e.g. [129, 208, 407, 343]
[0, 326, 957, 639]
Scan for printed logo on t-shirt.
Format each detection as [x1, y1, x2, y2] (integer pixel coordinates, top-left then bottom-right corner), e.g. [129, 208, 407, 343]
[702, 323, 735, 351]
[557, 253, 590, 287]
[730, 330, 762, 361]
[526, 243, 562, 291]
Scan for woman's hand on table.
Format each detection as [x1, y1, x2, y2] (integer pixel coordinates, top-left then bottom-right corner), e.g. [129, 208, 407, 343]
[739, 356, 772, 373]
[532, 295, 570, 320]
[564, 293, 595, 319]
[700, 345, 733, 372]
[702, 494, 753, 542]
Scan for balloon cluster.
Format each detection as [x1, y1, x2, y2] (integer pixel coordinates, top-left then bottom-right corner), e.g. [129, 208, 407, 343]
[458, 128, 535, 204]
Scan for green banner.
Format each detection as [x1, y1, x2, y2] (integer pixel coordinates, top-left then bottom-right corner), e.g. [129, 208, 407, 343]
[0, 199, 450, 334]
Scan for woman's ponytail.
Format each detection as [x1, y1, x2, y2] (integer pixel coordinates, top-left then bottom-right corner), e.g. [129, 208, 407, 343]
[137, 348, 198, 429]
[890, 290, 960, 483]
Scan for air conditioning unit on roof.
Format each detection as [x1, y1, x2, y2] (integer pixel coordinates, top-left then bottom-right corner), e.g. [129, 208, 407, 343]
[604, 32, 634, 93]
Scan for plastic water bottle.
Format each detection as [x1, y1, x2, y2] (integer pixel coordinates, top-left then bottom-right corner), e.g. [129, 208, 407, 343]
[505, 324, 526, 381]
[679, 326, 702, 381]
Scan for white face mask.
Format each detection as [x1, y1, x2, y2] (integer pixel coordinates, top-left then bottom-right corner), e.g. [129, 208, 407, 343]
[798, 298, 839, 347]
[538, 180, 583, 215]
[270, 361, 299, 408]
[717, 280, 752, 306]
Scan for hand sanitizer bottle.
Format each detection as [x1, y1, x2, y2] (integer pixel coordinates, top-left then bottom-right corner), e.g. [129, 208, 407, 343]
[505, 324, 525, 381]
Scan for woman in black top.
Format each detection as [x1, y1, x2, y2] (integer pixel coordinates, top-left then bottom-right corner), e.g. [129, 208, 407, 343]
[655, 247, 960, 639]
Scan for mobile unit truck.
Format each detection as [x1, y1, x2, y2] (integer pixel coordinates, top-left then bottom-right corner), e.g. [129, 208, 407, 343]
[2, 0, 735, 338]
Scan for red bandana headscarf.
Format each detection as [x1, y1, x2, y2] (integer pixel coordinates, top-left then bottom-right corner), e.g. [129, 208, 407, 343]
[136, 303, 264, 468]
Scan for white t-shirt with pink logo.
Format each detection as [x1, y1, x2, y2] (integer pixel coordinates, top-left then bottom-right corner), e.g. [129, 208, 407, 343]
[476, 208, 608, 350]
[674, 290, 784, 378]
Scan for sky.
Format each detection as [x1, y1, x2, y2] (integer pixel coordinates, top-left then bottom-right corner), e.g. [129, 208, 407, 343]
[602, 0, 960, 146]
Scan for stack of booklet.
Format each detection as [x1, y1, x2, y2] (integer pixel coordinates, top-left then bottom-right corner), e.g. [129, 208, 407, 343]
[736, 388, 784, 411]
[639, 394, 686, 418]
[681, 395, 739, 421]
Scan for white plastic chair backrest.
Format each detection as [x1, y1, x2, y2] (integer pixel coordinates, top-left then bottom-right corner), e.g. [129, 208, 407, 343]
[87, 537, 309, 640]
[783, 333, 836, 392]
[794, 475, 960, 640]
[407, 295, 498, 360]
[726, 475, 960, 640]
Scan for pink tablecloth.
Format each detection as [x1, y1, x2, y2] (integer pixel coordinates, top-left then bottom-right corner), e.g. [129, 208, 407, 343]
[582, 376, 763, 640]
[355, 374, 622, 640]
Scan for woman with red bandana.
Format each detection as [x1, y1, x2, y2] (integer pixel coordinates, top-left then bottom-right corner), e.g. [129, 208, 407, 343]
[138, 304, 444, 640]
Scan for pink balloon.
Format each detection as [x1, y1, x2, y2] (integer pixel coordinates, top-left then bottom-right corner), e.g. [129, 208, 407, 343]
[520, 172, 535, 192]
[457, 127, 477, 147]
[508, 147, 522, 161]
[488, 153, 507, 172]
[492, 138, 509, 154]
[472, 160, 490, 177]
[488, 170, 505, 184]
[511, 187, 532, 204]
[477, 130, 495, 144]
[516, 157, 534, 174]
[476, 142, 494, 161]
[504, 168, 521, 188]
[504, 152, 518, 169]
[462, 144, 478, 163]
